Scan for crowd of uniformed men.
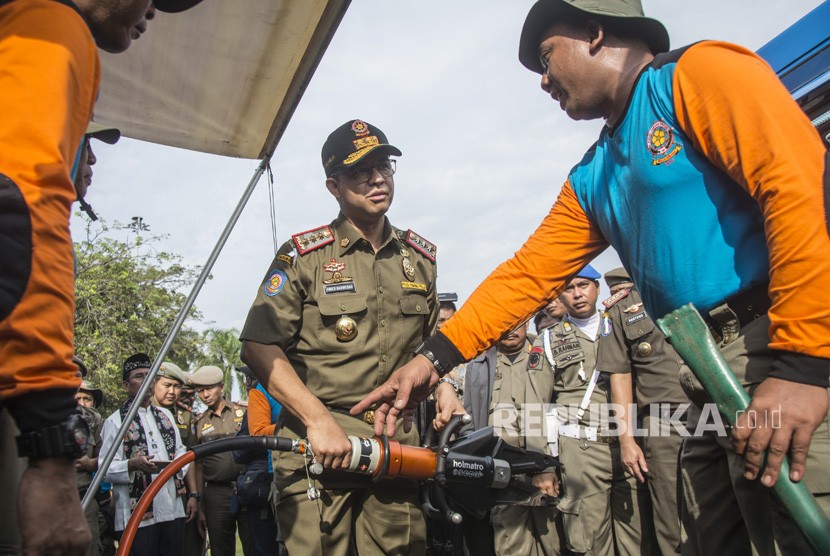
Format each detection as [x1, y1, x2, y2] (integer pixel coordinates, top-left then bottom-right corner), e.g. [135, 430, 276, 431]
[69, 261, 691, 556]
[68, 258, 753, 556]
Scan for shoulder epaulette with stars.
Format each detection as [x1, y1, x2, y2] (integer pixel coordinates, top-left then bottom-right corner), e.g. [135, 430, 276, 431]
[403, 229, 436, 261]
[292, 225, 334, 255]
[602, 288, 629, 309]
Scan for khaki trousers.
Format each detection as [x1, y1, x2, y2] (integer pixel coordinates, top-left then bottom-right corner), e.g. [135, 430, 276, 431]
[273, 412, 426, 556]
[275, 481, 425, 556]
[82, 497, 100, 556]
[203, 482, 252, 556]
[491, 504, 563, 556]
[558, 435, 644, 555]
[678, 315, 830, 555]
[641, 412, 684, 555]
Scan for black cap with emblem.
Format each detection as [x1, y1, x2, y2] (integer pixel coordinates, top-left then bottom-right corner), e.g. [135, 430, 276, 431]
[122, 352, 152, 380]
[321, 119, 402, 177]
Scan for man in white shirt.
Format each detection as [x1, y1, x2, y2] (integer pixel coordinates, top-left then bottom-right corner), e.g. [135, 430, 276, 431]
[100, 353, 190, 556]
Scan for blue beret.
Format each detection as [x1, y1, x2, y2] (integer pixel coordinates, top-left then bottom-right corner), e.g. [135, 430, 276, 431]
[575, 264, 601, 281]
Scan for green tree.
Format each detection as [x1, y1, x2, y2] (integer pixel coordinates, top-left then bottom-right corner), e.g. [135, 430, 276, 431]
[74, 221, 209, 415]
[191, 327, 246, 401]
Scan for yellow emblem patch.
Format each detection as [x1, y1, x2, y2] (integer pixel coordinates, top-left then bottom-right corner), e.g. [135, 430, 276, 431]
[401, 281, 427, 291]
[343, 144, 377, 165]
[353, 136, 379, 151]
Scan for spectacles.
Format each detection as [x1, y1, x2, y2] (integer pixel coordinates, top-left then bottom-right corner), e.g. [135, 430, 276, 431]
[341, 159, 396, 184]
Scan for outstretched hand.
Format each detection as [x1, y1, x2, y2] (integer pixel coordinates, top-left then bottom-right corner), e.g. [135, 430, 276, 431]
[351, 355, 440, 436]
[732, 377, 828, 487]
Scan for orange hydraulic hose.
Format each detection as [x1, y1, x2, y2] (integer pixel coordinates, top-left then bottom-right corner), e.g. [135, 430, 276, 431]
[116, 451, 196, 556]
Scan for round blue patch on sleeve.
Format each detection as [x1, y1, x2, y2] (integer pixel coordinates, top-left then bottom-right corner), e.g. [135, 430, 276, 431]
[263, 269, 287, 297]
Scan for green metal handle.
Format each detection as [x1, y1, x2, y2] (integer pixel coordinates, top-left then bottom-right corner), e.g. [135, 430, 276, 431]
[657, 304, 830, 555]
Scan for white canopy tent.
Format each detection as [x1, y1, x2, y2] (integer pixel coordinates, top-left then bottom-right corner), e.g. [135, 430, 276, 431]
[84, 0, 351, 511]
[94, 0, 350, 159]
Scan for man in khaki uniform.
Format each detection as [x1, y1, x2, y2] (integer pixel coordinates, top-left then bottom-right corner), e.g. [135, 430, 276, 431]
[465, 322, 563, 555]
[191, 365, 252, 556]
[239, 119, 443, 555]
[75, 363, 104, 556]
[543, 266, 642, 555]
[596, 268, 688, 554]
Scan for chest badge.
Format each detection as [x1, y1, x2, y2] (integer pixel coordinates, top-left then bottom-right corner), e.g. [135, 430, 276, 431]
[323, 259, 352, 284]
[401, 250, 416, 280]
[647, 120, 682, 166]
[636, 342, 653, 357]
[335, 316, 358, 342]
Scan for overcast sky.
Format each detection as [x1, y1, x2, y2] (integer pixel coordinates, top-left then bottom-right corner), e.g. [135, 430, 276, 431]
[72, 0, 824, 335]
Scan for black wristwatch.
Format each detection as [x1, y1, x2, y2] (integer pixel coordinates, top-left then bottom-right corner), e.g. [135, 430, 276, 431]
[16, 411, 90, 460]
[414, 342, 450, 377]
[188, 492, 203, 501]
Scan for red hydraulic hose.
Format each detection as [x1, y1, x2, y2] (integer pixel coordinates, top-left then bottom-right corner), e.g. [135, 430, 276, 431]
[116, 451, 196, 556]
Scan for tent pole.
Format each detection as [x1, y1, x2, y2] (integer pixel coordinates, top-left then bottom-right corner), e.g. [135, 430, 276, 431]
[82, 157, 269, 511]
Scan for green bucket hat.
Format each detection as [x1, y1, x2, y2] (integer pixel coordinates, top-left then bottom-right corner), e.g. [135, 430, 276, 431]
[519, 0, 670, 74]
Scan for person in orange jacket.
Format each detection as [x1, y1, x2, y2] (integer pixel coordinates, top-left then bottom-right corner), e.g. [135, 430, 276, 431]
[353, 1, 829, 553]
[0, 1, 203, 554]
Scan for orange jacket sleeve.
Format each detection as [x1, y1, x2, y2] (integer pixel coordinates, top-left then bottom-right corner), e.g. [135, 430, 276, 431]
[0, 1, 100, 430]
[440, 182, 608, 360]
[672, 42, 830, 365]
[247, 388, 277, 437]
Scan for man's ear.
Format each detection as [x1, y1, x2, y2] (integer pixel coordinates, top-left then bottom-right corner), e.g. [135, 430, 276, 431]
[585, 19, 605, 53]
[325, 177, 341, 199]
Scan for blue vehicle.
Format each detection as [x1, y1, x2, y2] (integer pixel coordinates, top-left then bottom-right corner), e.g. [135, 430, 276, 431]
[757, 1, 830, 147]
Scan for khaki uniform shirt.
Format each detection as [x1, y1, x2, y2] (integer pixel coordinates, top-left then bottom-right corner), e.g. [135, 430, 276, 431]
[194, 401, 245, 482]
[489, 344, 531, 447]
[240, 213, 438, 411]
[540, 316, 608, 426]
[174, 403, 197, 449]
[596, 288, 688, 409]
[525, 337, 556, 456]
[76, 405, 102, 490]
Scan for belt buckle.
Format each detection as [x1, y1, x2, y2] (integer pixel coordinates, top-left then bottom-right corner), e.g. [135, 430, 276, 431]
[362, 410, 375, 425]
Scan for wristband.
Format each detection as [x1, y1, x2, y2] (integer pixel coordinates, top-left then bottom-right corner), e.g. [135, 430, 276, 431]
[414, 332, 465, 377]
[436, 376, 459, 395]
